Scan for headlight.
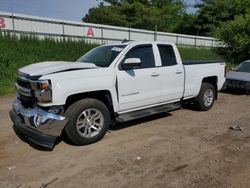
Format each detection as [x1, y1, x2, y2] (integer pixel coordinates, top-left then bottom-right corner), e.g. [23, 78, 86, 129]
[31, 80, 52, 103]
[30, 80, 50, 91]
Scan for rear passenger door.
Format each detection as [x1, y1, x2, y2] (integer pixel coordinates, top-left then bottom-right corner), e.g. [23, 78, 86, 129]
[116, 44, 161, 111]
[157, 44, 185, 102]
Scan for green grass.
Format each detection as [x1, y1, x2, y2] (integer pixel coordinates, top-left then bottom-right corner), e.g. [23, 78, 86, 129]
[178, 47, 222, 60]
[0, 34, 223, 96]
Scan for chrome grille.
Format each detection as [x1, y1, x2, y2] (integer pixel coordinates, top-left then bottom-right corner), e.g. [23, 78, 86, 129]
[17, 93, 36, 108]
[17, 75, 32, 89]
[16, 73, 36, 107]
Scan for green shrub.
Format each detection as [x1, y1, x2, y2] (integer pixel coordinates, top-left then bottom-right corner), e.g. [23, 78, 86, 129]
[214, 11, 250, 64]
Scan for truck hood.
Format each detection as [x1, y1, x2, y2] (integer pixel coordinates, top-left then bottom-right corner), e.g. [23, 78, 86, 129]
[18, 61, 98, 77]
[226, 71, 250, 82]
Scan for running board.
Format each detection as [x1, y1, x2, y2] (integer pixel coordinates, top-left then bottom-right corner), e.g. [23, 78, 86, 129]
[116, 102, 181, 123]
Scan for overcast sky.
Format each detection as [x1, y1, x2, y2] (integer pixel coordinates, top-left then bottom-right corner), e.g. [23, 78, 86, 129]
[0, 0, 196, 22]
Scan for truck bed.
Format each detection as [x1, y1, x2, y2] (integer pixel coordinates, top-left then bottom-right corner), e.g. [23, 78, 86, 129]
[183, 60, 226, 99]
[183, 60, 224, 65]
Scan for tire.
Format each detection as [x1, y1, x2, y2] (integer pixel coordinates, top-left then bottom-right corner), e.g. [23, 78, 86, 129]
[64, 98, 110, 146]
[194, 83, 216, 111]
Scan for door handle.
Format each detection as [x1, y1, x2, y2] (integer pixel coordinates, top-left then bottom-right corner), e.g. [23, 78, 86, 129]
[151, 72, 160, 77]
[175, 70, 183, 74]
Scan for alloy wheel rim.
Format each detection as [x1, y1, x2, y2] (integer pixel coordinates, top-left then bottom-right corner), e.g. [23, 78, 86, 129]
[203, 89, 214, 107]
[76, 108, 104, 138]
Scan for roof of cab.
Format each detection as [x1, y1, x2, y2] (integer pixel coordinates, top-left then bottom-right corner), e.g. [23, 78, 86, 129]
[103, 41, 175, 46]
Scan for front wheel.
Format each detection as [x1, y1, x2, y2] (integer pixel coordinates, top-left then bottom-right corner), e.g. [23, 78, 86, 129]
[64, 98, 110, 145]
[195, 83, 216, 111]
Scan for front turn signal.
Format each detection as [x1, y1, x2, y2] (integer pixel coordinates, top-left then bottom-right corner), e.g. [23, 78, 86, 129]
[38, 81, 50, 90]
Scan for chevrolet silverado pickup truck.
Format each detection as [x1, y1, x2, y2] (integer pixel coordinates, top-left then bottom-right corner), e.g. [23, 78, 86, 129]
[10, 41, 226, 149]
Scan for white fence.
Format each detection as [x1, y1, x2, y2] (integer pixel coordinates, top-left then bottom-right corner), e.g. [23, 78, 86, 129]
[0, 11, 219, 48]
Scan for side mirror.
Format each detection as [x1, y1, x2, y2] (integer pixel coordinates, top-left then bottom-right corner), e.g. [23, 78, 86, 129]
[122, 58, 141, 70]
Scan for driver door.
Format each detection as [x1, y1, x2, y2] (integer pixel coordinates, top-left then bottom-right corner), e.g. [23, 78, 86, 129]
[116, 44, 161, 112]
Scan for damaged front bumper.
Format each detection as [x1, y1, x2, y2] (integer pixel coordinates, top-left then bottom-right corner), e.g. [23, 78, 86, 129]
[9, 99, 68, 149]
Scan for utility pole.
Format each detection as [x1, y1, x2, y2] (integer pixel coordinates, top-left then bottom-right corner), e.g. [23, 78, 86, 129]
[154, 25, 157, 41]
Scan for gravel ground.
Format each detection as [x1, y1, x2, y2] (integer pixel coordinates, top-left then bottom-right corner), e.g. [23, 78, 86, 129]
[0, 93, 250, 188]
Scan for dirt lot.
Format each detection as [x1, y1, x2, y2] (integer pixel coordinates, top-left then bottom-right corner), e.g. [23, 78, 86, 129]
[0, 93, 250, 188]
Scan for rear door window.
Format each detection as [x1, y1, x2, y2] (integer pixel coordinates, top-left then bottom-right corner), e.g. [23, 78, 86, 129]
[157, 45, 177, 66]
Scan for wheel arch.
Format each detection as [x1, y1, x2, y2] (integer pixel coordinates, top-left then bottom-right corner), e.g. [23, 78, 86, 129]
[65, 90, 115, 119]
[202, 76, 218, 100]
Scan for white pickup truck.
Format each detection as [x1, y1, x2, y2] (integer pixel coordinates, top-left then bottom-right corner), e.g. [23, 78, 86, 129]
[10, 41, 226, 149]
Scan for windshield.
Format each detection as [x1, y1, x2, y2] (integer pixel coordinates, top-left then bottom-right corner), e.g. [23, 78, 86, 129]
[236, 61, 250, 73]
[77, 45, 127, 67]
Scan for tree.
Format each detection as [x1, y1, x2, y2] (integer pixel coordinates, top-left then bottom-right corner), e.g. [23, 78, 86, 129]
[175, 13, 198, 35]
[214, 11, 250, 63]
[192, 0, 250, 63]
[194, 0, 250, 36]
[82, 0, 186, 32]
[103, 0, 121, 5]
[83, 3, 128, 27]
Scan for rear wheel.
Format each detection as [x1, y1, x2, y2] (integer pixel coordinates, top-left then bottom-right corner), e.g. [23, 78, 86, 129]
[195, 83, 216, 111]
[64, 98, 110, 145]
